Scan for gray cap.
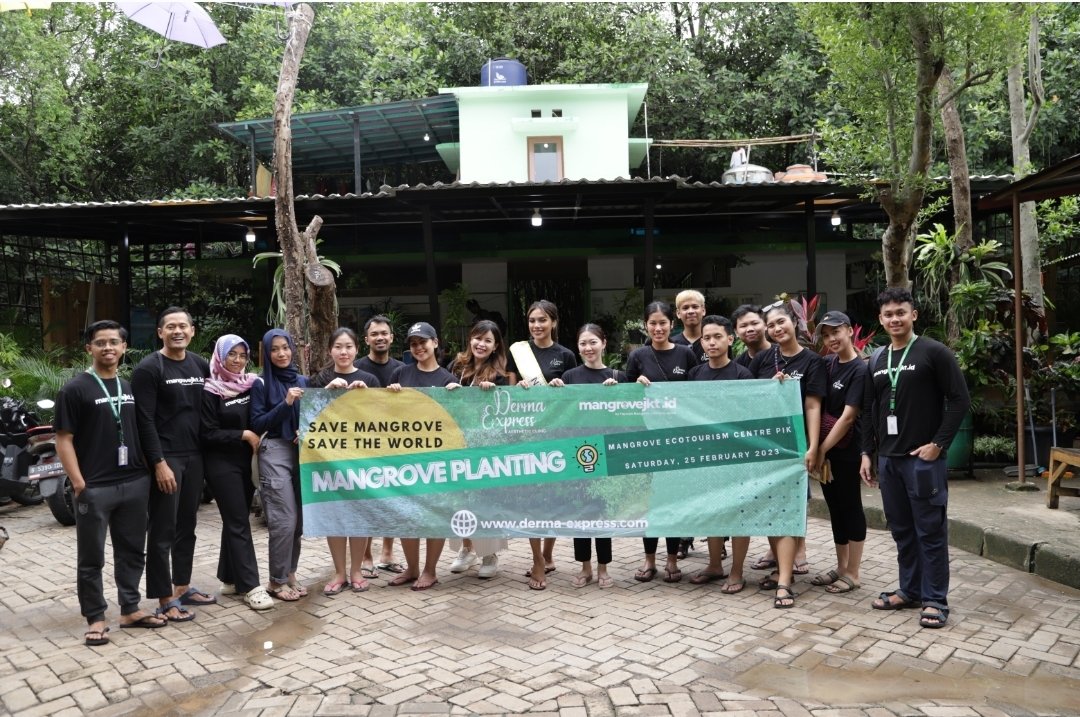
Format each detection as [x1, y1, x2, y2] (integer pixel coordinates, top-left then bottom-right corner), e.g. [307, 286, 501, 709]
[406, 322, 438, 339]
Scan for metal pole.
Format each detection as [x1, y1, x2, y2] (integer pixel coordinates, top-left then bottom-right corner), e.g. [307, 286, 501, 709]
[805, 198, 817, 297]
[352, 113, 362, 194]
[118, 228, 131, 332]
[1013, 192, 1027, 483]
[247, 126, 258, 196]
[643, 199, 655, 307]
[643, 100, 651, 179]
[422, 205, 439, 323]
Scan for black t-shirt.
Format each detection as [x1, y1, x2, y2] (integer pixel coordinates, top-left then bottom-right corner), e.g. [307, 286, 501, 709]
[55, 372, 146, 486]
[863, 337, 970, 457]
[735, 344, 770, 369]
[201, 390, 254, 461]
[822, 355, 871, 458]
[748, 345, 827, 402]
[389, 364, 458, 388]
[354, 355, 405, 388]
[311, 366, 382, 389]
[506, 341, 577, 382]
[688, 360, 753, 382]
[131, 351, 209, 462]
[672, 333, 708, 363]
[560, 365, 626, 385]
[625, 344, 698, 382]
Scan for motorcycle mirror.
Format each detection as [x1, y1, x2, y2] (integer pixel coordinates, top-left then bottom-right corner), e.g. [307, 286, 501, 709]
[36, 399, 55, 410]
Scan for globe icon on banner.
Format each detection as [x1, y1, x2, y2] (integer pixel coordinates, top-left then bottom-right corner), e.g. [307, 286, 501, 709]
[450, 510, 478, 538]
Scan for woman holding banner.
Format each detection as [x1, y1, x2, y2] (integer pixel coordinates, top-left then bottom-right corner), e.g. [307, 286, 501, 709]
[310, 328, 380, 596]
[558, 323, 625, 589]
[446, 320, 510, 579]
[747, 301, 826, 608]
[625, 301, 698, 583]
[201, 334, 273, 611]
[508, 300, 576, 590]
[386, 322, 461, 590]
[250, 329, 309, 602]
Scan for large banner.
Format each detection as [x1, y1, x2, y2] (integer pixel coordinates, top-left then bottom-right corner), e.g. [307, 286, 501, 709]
[299, 380, 808, 539]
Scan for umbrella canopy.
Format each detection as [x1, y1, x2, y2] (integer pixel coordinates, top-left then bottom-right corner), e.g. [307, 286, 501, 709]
[0, 1, 52, 12]
[115, 1, 225, 49]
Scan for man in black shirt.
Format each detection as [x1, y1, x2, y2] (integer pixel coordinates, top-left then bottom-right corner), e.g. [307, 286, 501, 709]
[672, 289, 708, 363]
[353, 315, 406, 574]
[132, 307, 211, 621]
[55, 320, 166, 645]
[732, 304, 771, 369]
[860, 288, 969, 629]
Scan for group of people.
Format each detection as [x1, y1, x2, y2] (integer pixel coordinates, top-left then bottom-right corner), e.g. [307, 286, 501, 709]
[55, 285, 968, 648]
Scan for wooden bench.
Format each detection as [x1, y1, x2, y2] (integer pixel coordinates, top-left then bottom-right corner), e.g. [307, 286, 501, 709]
[1047, 447, 1080, 508]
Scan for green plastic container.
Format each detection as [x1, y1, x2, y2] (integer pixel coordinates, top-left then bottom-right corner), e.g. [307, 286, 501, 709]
[947, 411, 974, 472]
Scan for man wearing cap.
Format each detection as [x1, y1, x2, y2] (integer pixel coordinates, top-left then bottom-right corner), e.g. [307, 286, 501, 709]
[860, 288, 969, 629]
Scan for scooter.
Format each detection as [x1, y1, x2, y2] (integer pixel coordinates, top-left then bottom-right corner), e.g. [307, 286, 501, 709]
[0, 394, 75, 526]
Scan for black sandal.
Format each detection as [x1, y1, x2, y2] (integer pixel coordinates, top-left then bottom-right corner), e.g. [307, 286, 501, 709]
[676, 538, 694, 560]
[774, 584, 796, 609]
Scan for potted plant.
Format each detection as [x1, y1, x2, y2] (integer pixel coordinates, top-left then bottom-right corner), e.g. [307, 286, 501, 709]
[1023, 331, 1080, 466]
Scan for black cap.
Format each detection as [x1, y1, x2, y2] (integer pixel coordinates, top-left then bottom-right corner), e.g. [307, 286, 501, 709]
[406, 322, 438, 340]
[818, 311, 851, 328]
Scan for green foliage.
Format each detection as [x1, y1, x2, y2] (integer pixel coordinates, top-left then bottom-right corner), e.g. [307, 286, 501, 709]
[1037, 196, 1080, 253]
[438, 283, 472, 358]
[913, 224, 1012, 325]
[973, 435, 1016, 460]
[252, 248, 341, 329]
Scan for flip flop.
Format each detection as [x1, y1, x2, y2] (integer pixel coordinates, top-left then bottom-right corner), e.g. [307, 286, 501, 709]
[824, 576, 861, 594]
[793, 561, 810, 575]
[750, 556, 777, 570]
[350, 579, 369, 593]
[522, 566, 556, 577]
[598, 575, 615, 589]
[267, 584, 301, 601]
[634, 567, 658, 583]
[178, 587, 217, 606]
[156, 599, 195, 623]
[688, 571, 726, 585]
[410, 578, 439, 591]
[323, 580, 346, 596]
[84, 627, 110, 646]
[528, 577, 546, 591]
[120, 614, 167, 629]
[810, 569, 840, 586]
[387, 574, 416, 587]
[360, 567, 379, 579]
[720, 578, 747, 594]
[759, 573, 779, 591]
[663, 567, 683, 583]
[871, 590, 919, 611]
[377, 562, 405, 574]
[288, 583, 308, 597]
[571, 574, 594, 588]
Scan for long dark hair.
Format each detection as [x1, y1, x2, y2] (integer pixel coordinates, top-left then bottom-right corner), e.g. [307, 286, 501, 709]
[644, 300, 675, 322]
[450, 320, 507, 385]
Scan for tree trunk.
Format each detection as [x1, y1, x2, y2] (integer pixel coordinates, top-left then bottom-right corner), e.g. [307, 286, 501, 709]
[937, 68, 972, 344]
[877, 9, 944, 290]
[272, 3, 334, 375]
[1008, 62, 1042, 313]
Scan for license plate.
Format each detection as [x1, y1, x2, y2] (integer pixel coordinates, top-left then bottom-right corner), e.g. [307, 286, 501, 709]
[28, 461, 64, 479]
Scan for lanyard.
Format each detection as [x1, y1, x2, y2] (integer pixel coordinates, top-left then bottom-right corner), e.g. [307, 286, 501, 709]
[886, 335, 917, 414]
[87, 369, 125, 444]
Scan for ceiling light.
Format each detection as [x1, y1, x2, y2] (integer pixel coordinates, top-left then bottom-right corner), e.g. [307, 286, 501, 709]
[423, 132, 430, 142]
[655, 263, 662, 270]
[831, 211, 841, 227]
[245, 229, 256, 244]
[531, 209, 542, 227]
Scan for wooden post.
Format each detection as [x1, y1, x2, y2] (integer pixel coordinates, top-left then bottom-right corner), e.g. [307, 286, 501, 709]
[422, 205, 439, 324]
[805, 198, 817, 297]
[643, 199, 655, 307]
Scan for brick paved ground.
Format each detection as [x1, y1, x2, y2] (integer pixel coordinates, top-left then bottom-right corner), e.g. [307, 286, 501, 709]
[1, 500, 1078, 717]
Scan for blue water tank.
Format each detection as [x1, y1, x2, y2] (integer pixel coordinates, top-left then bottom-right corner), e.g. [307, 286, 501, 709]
[481, 58, 527, 87]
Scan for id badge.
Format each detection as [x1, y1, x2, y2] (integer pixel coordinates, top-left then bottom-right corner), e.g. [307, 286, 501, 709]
[118, 445, 128, 467]
[886, 415, 899, 435]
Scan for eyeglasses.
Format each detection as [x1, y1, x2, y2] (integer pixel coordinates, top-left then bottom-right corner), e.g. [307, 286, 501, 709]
[762, 300, 786, 314]
[91, 339, 123, 348]
[226, 352, 249, 361]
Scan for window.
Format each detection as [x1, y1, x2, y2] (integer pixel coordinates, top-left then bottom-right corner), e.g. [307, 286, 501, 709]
[528, 136, 563, 182]
[551, 109, 562, 118]
[530, 109, 542, 118]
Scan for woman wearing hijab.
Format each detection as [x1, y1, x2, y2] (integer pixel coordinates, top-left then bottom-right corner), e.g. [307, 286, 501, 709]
[201, 334, 274, 611]
[250, 329, 309, 602]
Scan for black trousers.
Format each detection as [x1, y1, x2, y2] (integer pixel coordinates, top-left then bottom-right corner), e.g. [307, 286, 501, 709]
[76, 475, 150, 623]
[642, 537, 681, 556]
[146, 453, 204, 598]
[574, 538, 612, 564]
[821, 451, 867, 544]
[205, 451, 260, 594]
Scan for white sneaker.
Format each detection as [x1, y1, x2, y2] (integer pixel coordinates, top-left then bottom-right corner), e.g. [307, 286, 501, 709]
[449, 548, 477, 573]
[219, 582, 236, 596]
[477, 554, 499, 578]
[244, 586, 274, 611]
